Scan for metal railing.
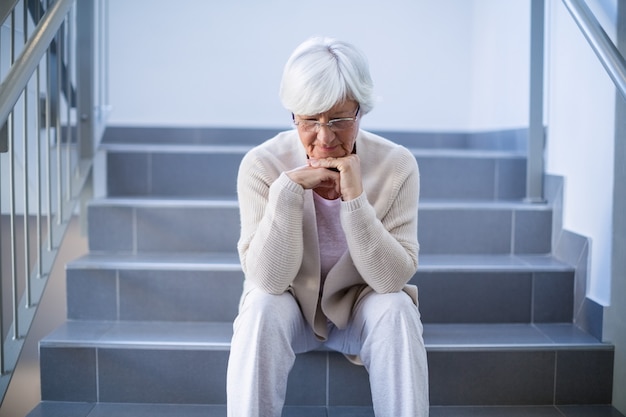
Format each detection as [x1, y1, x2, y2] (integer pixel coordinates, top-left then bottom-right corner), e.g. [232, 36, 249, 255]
[562, 0, 626, 101]
[0, 0, 107, 403]
[526, 0, 626, 203]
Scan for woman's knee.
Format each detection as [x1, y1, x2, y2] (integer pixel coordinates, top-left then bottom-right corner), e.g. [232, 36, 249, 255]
[359, 291, 417, 318]
[356, 291, 423, 337]
[234, 288, 303, 338]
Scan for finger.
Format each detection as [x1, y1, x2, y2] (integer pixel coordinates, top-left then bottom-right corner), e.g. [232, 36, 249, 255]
[309, 158, 340, 171]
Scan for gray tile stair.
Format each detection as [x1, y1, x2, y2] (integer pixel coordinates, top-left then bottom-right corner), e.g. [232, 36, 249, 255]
[25, 402, 626, 417]
[26, 127, 616, 416]
[37, 321, 613, 407]
[104, 143, 526, 201]
[87, 198, 552, 255]
[65, 253, 573, 325]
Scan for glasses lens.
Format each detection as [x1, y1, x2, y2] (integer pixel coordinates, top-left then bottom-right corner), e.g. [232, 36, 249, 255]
[302, 121, 318, 132]
[330, 120, 354, 131]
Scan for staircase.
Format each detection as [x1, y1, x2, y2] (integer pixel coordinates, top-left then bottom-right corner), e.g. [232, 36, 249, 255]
[26, 126, 619, 417]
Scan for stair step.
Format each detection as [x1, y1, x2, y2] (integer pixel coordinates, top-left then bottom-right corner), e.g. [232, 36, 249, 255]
[40, 321, 609, 351]
[67, 252, 571, 272]
[25, 402, 626, 417]
[65, 253, 573, 324]
[38, 321, 612, 407]
[86, 198, 552, 255]
[103, 142, 526, 201]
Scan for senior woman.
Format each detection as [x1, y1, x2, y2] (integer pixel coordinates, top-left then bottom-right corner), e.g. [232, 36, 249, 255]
[226, 37, 429, 417]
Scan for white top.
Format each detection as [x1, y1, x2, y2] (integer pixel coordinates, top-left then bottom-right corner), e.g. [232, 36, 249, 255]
[313, 192, 348, 282]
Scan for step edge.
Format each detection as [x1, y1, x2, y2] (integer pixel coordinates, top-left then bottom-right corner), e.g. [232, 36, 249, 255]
[40, 321, 610, 351]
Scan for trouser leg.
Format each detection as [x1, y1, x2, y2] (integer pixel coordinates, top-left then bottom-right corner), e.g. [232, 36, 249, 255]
[226, 288, 319, 417]
[329, 291, 429, 417]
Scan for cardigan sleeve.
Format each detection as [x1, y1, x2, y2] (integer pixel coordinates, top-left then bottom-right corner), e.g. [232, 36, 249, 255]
[237, 152, 306, 295]
[340, 148, 420, 293]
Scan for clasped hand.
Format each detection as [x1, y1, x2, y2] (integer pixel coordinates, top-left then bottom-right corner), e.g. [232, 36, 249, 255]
[286, 154, 363, 201]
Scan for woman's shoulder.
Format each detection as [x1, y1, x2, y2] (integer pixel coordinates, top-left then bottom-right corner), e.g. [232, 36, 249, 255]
[358, 130, 417, 168]
[240, 130, 302, 173]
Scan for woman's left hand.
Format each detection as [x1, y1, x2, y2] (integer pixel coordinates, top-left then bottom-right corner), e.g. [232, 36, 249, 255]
[308, 154, 363, 201]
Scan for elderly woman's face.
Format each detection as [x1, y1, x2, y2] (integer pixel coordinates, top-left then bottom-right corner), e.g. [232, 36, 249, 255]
[294, 100, 360, 160]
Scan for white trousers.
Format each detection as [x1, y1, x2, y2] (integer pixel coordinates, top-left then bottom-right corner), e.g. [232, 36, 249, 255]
[226, 288, 429, 417]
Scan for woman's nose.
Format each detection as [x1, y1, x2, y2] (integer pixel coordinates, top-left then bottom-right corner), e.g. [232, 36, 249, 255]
[316, 124, 335, 144]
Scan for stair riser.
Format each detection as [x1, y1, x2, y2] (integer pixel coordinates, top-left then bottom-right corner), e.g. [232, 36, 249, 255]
[66, 266, 574, 325]
[416, 270, 574, 324]
[87, 204, 552, 255]
[106, 151, 526, 201]
[66, 268, 243, 322]
[39, 346, 613, 406]
[87, 204, 240, 253]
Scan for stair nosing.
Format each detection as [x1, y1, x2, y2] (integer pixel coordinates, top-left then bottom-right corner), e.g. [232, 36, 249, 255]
[41, 321, 610, 352]
[66, 253, 572, 272]
[88, 197, 549, 211]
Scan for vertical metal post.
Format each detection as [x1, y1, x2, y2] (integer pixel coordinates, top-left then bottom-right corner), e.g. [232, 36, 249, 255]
[77, 0, 96, 162]
[0, 64, 3, 376]
[66, 13, 72, 200]
[46, 41, 53, 251]
[56, 28, 62, 225]
[9, 10, 19, 340]
[527, 0, 546, 203]
[36, 2, 43, 278]
[23, 0, 31, 308]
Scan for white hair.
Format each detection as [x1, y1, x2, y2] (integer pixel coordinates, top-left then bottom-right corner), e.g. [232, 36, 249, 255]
[279, 37, 375, 116]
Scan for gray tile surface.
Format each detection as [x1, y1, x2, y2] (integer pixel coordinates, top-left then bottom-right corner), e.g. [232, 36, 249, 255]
[135, 205, 239, 252]
[428, 350, 555, 405]
[87, 204, 134, 252]
[514, 209, 553, 254]
[118, 269, 242, 322]
[67, 269, 118, 320]
[416, 156, 497, 200]
[532, 271, 574, 322]
[40, 347, 97, 402]
[29, 126, 615, 415]
[151, 152, 241, 197]
[88, 403, 226, 417]
[107, 152, 150, 196]
[98, 348, 228, 404]
[419, 207, 513, 254]
[25, 403, 626, 417]
[555, 350, 614, 404]
[414, 271, 532, 323]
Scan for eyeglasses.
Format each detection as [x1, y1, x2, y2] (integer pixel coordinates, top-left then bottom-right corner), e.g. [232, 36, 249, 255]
[293, 105, 360, 133]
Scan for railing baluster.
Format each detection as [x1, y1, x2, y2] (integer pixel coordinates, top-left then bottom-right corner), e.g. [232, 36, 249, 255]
[0, 16, 4, 377]
[46, 46, 52, 251]
[9, 9, 19, 341]
[23, 0, 32, 308]
[56, 28, 62, 225]
[36, 4, 43, 279]
[66, 14, 72, 200]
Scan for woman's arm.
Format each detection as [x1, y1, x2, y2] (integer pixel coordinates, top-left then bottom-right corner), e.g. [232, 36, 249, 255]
[237, 154, 305, 295]
[341, 149, 420, 293]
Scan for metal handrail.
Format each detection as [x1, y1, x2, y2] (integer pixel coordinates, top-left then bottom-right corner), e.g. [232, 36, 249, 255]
[0, 0, 74, 126]
[0, 0, 107, 405]
[526, 0, 626, 203]
[562, 0, 626, 102]
[0, 0, 19, 28]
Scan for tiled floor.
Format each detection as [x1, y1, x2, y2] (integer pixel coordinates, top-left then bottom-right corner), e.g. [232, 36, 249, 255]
[25, 403, 626, 417]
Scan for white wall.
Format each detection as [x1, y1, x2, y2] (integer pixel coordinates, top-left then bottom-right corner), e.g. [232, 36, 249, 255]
[544, 0, 617, 305]
[106, 0, 617, 304]
[107, 0, 530, 132]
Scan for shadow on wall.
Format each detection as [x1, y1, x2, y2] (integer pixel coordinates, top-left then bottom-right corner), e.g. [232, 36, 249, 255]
[0, 216, 88, 417]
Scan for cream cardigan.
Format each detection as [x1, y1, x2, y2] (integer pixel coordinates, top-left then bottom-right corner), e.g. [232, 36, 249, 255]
[236, 129, 420, 341]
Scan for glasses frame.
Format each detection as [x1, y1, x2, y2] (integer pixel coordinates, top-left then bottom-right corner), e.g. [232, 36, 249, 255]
[293, 105, 360, 132]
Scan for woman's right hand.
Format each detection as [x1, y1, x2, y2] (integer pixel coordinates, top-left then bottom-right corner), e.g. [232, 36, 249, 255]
[286, 165, 342, 200]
